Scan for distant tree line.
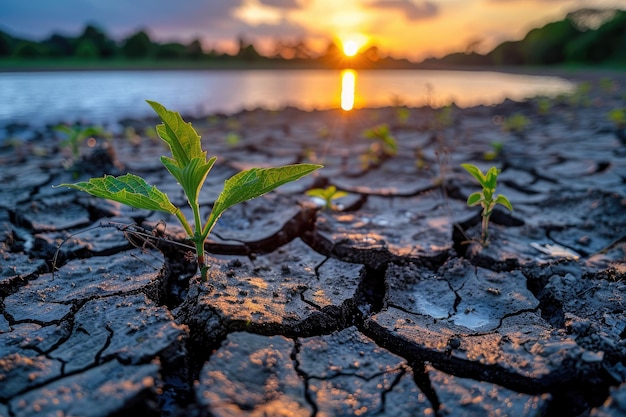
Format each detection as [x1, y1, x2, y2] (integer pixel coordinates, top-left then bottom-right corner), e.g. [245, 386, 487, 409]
[0, 24, 237, 61]
[421, 9, 626, 68]
[0, 8, 623, 68]
[0, 23, 403, 69]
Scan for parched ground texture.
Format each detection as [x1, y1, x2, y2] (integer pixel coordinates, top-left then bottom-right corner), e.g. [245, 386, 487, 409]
[1, 70, 626, 417]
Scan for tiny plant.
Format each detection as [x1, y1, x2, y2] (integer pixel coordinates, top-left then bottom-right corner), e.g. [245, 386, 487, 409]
[124, 127, 142, 147]
[363, 123, 397, 156]
[608, 108, 626, 128]
[536, 97, 552, 116]
[461, 163, 513, 246]
[225, 132, 240, 147]
[306, 185, 348, 210]
[55, 100, 321, 281]
[599, 77, 616, 94]
[396, 107, 411, 125]
[55, 124, 110, 161]
[502, 113, 530, 133]
[568, 81, 592, 107]
[483, 141, 504, 161]
[414, 147, 427, 170]
[361, 123, 397, 168]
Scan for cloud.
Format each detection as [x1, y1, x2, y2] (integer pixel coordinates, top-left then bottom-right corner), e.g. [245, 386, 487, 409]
[258, 0, 305, 9]
[365, 0, 439, 21]
[243, 19, 308, 37]
[0, 0, 246, 40]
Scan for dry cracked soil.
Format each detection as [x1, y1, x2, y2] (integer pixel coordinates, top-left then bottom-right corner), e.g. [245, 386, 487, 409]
[1, 70, 626, 417]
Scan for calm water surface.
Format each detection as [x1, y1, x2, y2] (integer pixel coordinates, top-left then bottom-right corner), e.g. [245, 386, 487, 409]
[0, 69, 575, 128]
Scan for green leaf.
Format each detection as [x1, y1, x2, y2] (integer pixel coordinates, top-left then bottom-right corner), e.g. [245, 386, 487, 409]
[483, 188, 493, 201]
[484, 167, 499, 190]
[383, 135, 398, 154]
[206, 164, 322, 233]
[306, 186, 348, 202]
[495, 194, 513, 212]
[54, 125, 74, 136]
[147, 100, 205, 168]
[461, 163, 487, 187]
[331, 190, 349, 200]
[466, 192, 483, 207]
[306, 188, 329, 199]
[54, 174, 177, 214]
[161, 156, 217, 206]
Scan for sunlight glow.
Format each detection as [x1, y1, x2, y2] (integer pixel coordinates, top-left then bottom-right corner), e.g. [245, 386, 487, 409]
[343, 40, 359, 56]
[339, 34, 369, 57]
[233, 0, 282, 26]
[341, 69, 356, 111]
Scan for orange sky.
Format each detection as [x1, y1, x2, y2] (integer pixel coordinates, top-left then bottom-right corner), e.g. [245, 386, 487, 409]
[2, 0, 624, 61]
[230, 0, 625, 60]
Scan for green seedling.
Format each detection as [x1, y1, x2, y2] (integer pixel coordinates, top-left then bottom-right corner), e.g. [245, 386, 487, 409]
[361, 123, 397, 169]
[414, 147, 427, 170]
[483, 141, 504, 161]
[306, 185, 348, 210]
[55, 100, 321, 281]
[537, 97, 552, 116]
[608, 108, 626, 128]
[55, 124, 110, 161]
[599, 77, 616, 94]
[143, 126, 159, 142]
[225, 132, 240, 146]
[568, 81, 592, 107]
[317, 126, 331, 139]
[363, 123, 397, 156]
[396, 107, 411, 125]
[360, 123, 398, 169]
[461, 163, 513, 246]
[502, 113, 530, 133]
[124, 127, 142, 147]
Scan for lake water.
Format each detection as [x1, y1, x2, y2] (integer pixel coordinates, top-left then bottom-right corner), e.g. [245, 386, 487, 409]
[0, 69, 575, 128]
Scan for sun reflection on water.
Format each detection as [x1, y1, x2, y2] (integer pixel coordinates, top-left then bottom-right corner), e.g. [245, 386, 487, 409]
[341, 69, 356, 111]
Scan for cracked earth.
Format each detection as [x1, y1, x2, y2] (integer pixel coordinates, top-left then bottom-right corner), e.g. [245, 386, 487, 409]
[1, 71, 626, 417]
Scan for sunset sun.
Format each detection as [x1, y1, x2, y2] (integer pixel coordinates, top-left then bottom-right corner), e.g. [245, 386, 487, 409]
[339, 34, 369, 57]
[343, 40, 359, 56]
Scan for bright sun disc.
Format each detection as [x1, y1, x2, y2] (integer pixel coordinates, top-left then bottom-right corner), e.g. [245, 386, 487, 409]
[343, 40, 359, 57]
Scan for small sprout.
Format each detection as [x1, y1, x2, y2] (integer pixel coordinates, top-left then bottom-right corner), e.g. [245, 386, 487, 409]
[483, 141, 504, 161]
[306, 185, 348, 210]
[396, 107, 411, 125]
[143, 126, 159, 142]
[359, 152, 379, 170]
[568, 81, 592, 107]
[55, 124, 110, 162]
[55, 100, 322, 282]
[317, 126, 331, 139]
[599, 77, 616, 94]
[537, 97, 552, 116]
[125, 127, 142, 146]
[361, 123, 397, 169]
[363, 123, 397, 156]
[502, 113, 530, 133]
[608, 108, 626, 128]
[414, 148, 428, 170]
[461, 163, 513, 246]
[225, 132, 240, 146]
